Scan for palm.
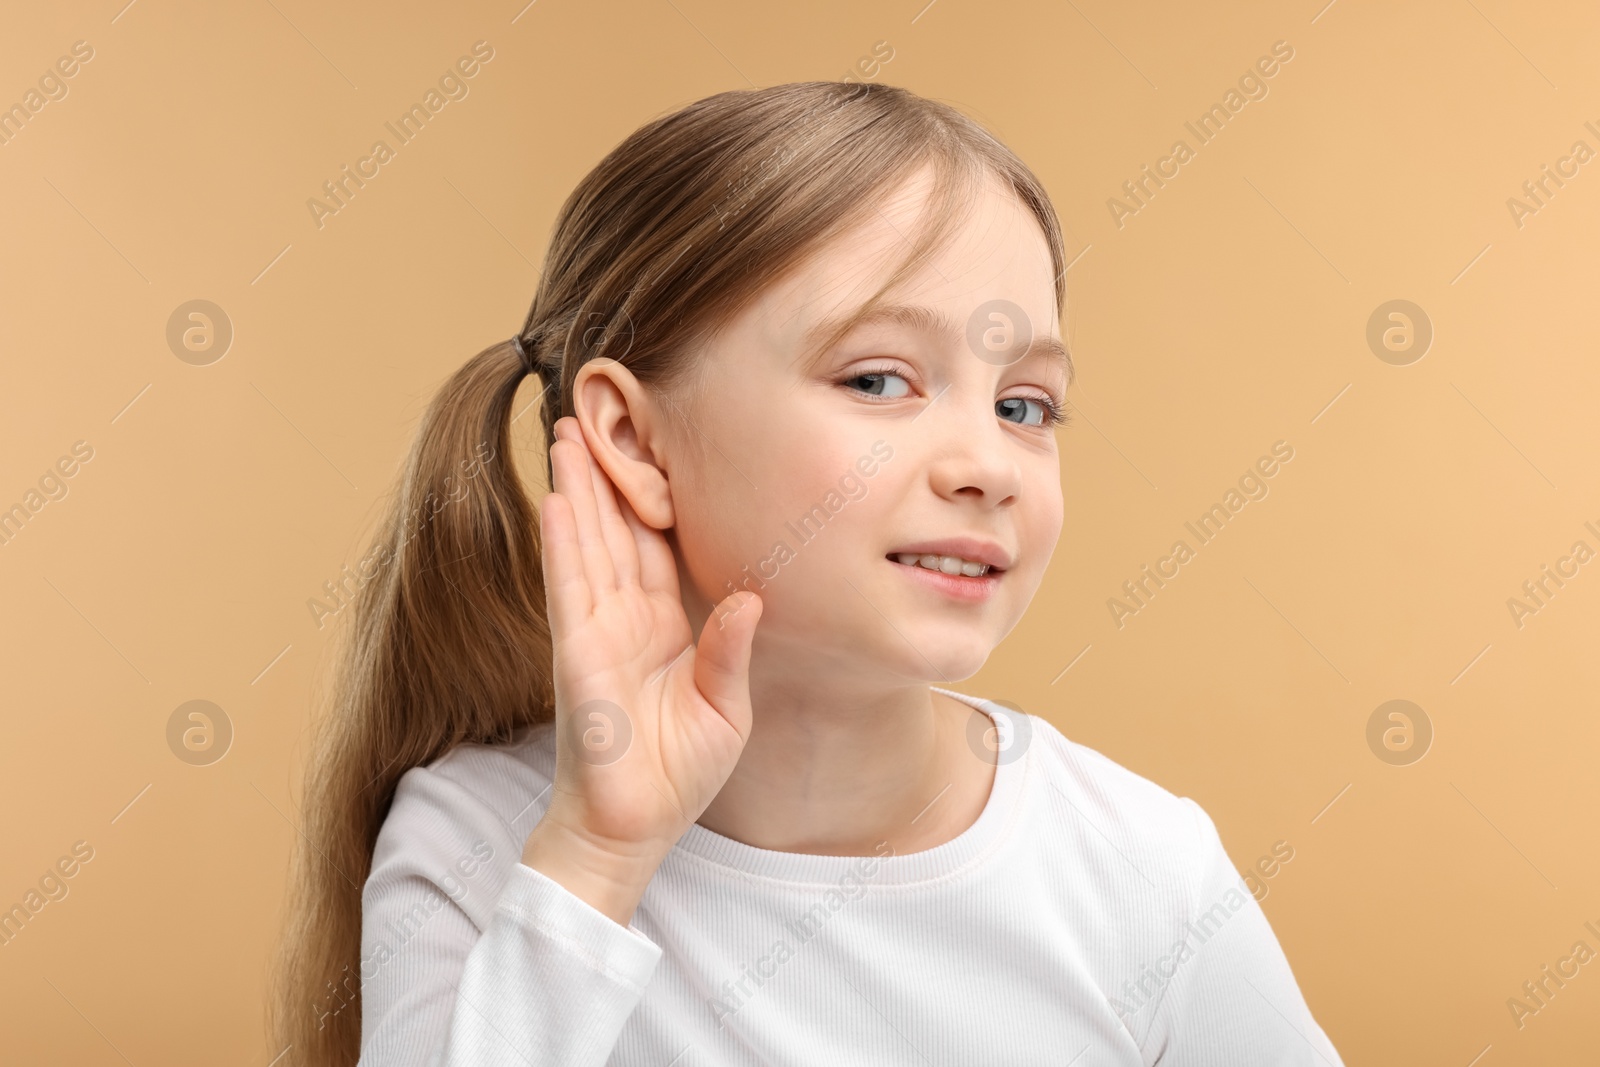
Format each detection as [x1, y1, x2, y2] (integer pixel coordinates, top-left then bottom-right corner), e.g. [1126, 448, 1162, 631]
[540, 417, 761, 851]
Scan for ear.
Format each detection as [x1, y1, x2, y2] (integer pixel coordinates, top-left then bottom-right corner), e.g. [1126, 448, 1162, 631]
[571, 358, 675, 530]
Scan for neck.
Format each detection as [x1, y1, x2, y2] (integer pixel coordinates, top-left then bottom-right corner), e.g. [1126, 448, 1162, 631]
[695, 655, 994, 856]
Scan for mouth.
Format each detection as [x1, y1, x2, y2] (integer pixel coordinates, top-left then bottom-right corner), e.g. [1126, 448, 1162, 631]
[885, 553, 1004, 603]
[885, 552, 1003, 578]
[883, 540, 1012, 602]
[884, 538, 1014, 576]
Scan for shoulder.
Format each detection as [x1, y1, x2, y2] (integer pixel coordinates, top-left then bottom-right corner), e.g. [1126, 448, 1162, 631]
[1015, 716, 1339, 1058]
[1018, 712, 1216, 892]
[364, 721, 558, 930]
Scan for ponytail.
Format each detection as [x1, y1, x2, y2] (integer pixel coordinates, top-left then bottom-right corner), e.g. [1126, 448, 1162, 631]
[266, 338, 556, 1066]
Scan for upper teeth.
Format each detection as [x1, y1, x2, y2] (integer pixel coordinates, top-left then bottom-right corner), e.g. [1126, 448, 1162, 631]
[896, 553, 991, 577]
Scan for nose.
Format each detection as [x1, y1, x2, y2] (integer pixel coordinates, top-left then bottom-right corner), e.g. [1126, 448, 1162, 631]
[923, 391, 1023, 509]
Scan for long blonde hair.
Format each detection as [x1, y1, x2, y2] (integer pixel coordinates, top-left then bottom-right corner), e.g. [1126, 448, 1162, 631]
[265, 79, 1068, 1066]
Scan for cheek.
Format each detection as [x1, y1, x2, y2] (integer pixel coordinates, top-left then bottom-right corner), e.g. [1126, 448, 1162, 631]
[756, 444, 882, 561]
[1040, 484, 1065, 544]
[748, 452, 890, 594]
[670, 475, 767, 595]
[670, 432, 872, 596]
[1021, 468, 1065, 580]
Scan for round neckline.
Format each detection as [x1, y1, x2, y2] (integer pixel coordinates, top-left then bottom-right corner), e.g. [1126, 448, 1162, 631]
[668, 687, 1027, 887]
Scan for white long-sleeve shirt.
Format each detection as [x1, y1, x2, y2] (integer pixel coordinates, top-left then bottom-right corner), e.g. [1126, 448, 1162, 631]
[356, 687, 1344, 1065]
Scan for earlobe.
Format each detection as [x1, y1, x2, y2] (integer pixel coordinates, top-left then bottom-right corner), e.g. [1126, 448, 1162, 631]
[572, 359, 675, 530]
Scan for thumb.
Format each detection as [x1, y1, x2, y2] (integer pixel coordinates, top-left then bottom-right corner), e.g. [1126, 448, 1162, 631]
[692, 591, 763, 737]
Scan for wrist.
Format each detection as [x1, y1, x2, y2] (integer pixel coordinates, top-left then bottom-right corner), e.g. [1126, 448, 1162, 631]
[520, 816, 670, 926]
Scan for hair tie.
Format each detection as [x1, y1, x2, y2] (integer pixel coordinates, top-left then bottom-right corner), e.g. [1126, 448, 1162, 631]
[510, 333, 536, 377]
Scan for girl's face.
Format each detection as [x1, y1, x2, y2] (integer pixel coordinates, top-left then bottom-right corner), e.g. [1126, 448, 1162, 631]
[662, 165, 1068, 686]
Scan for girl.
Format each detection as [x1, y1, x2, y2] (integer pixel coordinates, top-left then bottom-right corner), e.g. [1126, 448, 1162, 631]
[267, 81, 1344, 1066]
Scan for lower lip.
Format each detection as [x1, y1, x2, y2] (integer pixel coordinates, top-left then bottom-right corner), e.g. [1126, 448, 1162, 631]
[887, 557, 1002, 602]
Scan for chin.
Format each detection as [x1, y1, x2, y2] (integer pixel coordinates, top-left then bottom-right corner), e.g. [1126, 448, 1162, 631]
[891, 628, 995, 683]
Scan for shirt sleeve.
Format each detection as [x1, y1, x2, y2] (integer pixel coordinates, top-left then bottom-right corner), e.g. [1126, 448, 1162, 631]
[357, 766, 664, 1066]
[1141, 798, 1345, 1066]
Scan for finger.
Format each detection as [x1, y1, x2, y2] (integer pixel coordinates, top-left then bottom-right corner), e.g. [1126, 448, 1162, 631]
[693, 591, 762, 742]
[567, 430, 627, 592]
[578, 425, 640, 590]
[551, 436, 617, 595]
[538, 492, 591, 636]
[617, 491, 679, 600]
[552, 417, 629, 596]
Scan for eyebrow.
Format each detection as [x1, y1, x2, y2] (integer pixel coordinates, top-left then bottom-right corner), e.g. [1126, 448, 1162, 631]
[802, 302, 1075, 387]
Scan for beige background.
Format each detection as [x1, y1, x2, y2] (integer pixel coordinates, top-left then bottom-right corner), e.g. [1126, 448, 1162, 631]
[2, 0, 1597, 1062]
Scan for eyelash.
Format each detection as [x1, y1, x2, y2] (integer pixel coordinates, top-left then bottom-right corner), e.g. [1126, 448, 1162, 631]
[839, 363, 1071, 429]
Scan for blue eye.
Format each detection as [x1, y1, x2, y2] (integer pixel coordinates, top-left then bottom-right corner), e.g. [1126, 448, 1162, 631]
[840, 365, 1069, 430]
[998, 395, 1069, 428]
[843, 371, 912, 398]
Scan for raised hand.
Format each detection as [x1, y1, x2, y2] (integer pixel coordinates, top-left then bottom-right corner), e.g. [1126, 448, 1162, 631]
[520, 416, 762, 925]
